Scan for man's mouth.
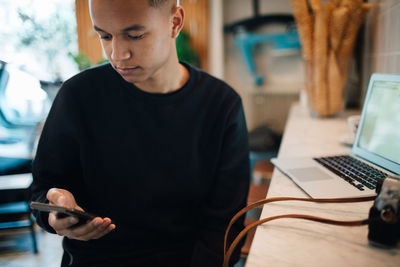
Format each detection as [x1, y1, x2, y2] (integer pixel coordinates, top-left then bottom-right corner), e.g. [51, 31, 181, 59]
[115, 66, 140, 75]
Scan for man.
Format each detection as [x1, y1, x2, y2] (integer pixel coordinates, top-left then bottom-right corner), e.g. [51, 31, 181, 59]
[30, 0, 250, 266]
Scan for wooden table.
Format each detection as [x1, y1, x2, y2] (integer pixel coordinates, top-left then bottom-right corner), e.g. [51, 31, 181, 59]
[245, 103, 400, 267]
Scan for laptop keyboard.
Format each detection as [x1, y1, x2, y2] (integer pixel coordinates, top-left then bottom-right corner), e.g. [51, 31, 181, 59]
[314, 155, 388, 191]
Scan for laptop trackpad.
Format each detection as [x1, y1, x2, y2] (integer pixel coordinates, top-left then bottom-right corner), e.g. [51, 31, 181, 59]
[289, 167, 334, 182]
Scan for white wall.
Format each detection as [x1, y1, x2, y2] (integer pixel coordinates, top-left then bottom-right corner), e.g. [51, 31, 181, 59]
[362, 0, 400, 100]
[208, 0, 224, 79]
[221, 0, 302, 132]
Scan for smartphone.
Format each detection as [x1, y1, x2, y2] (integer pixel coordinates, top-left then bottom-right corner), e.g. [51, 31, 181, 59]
[30, 201, 97, 226]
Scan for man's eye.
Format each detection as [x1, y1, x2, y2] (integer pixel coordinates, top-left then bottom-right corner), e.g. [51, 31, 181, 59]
[100, 35, 112, 40]
[128, 34, 144, 40]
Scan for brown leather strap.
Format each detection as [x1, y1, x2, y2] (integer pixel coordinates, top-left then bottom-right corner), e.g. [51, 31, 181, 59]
[223, 214, 369, 267]
[223, 196, 375, 266]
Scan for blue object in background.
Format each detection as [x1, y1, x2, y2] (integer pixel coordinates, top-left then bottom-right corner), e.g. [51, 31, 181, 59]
[234, 28, 301, 86]
[249, 151, 277, 176]
[0, 137, 22, 144]
[0, 157, 31, 175]
[224, 12, 301, 86]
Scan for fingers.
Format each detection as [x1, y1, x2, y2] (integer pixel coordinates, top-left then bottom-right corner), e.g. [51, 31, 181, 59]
[45, 188, 115, 241]
[56, 217, 116, 241]
[90, 219, 116, 240]
[49, 212, 79, 231]
[46, 188, 77, 209]
[74, 218, 116, 240]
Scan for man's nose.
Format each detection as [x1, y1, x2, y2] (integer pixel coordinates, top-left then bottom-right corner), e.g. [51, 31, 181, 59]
[110, 39, 131, 61]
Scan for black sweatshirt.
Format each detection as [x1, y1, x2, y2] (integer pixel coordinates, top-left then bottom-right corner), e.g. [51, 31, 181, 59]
[31, 63, 250, 267]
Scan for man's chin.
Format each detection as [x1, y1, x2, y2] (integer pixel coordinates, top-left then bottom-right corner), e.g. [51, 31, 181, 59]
[117, 72, 146, 85]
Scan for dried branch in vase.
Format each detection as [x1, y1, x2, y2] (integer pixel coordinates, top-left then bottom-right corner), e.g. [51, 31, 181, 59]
[291, 0, 371, 116]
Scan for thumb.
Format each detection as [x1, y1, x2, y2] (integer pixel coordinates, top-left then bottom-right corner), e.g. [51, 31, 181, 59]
[47, 188, 77, 209]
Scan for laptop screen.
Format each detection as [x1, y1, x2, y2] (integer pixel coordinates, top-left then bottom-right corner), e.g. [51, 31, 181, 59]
[353, 74, 400, 174]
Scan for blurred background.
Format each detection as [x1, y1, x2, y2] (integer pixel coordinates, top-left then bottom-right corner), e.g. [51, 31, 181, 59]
[0, 0, 399, 266]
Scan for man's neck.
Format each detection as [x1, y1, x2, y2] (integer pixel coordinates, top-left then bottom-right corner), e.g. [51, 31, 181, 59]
[134, 59, 189, 94]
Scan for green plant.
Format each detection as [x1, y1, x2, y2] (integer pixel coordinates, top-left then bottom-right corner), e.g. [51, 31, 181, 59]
[176, 30, 200, 67]
[68, 51, 91, 71]
[68, 51, 109, 71]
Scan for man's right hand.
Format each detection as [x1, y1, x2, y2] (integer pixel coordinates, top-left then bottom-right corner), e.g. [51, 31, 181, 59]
[46, 188, 115, 241]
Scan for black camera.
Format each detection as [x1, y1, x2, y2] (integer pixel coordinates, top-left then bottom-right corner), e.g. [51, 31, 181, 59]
[368, 176, 400, 247]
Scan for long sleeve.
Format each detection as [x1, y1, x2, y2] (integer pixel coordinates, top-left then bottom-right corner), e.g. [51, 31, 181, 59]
[30, 81, 83, 233]
[191, 99, 250, 267]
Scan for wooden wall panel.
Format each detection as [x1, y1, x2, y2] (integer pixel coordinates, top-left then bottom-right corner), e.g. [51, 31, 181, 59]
[181, 0, 209, 71]
[75, 0, 103, 64]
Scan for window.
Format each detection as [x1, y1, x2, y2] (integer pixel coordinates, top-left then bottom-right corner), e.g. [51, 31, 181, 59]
[0, 61, 49, 127]
[0, 0, 78, 158]
[0, 0, 78, 81]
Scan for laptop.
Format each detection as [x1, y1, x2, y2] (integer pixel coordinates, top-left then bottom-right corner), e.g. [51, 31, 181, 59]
[271, 73, 400, 198]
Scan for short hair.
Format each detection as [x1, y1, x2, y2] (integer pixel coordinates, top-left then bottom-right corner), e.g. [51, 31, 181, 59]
[148, 0, 178, 8]
[148, 0, 166, 7]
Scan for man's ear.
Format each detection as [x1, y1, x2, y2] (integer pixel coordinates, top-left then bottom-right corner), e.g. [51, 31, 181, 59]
[171, 6, 184, 38]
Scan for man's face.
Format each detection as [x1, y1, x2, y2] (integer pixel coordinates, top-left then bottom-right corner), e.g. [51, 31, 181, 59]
[90, 0, 175, 85]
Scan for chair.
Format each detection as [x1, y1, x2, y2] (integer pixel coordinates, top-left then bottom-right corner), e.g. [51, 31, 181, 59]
[0, 201, 38, 254]
[248, 125, 281, 182]
[0, 173, 38, 254]
[0, 57, 42, 256]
